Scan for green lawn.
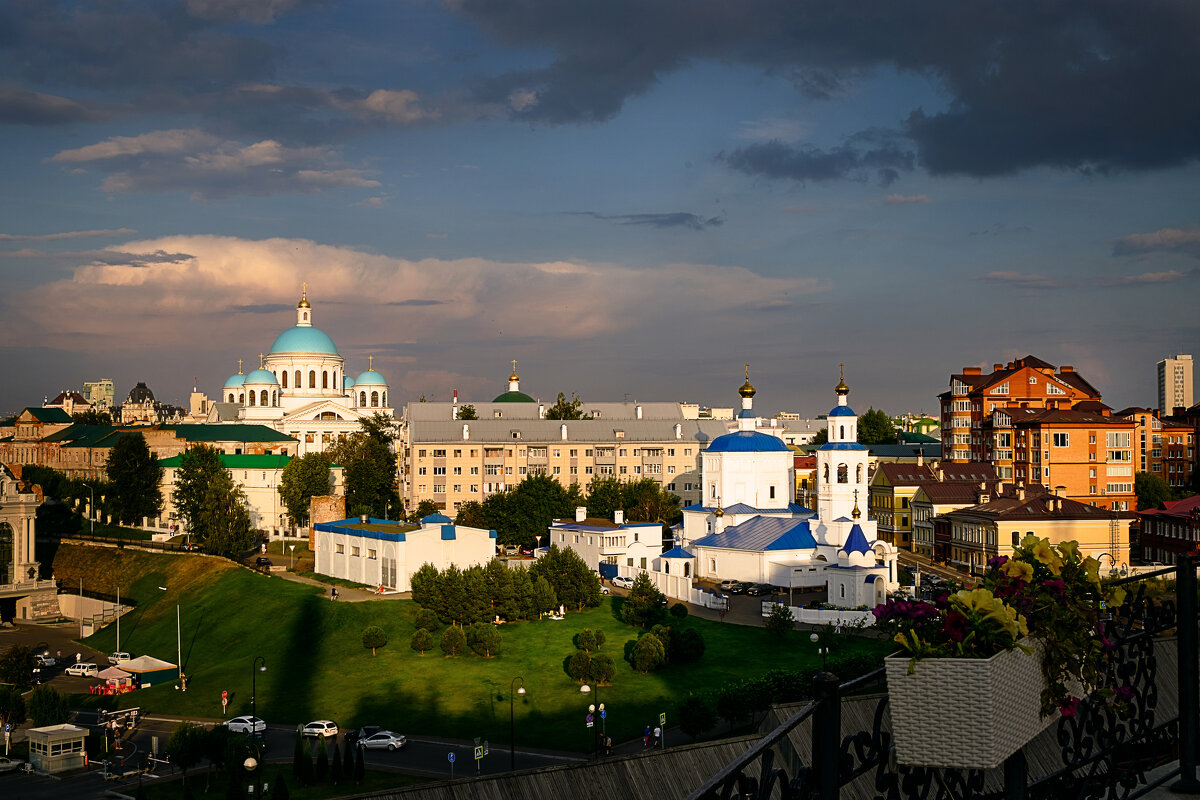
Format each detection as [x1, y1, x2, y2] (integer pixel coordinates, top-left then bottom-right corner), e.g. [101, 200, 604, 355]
[72, 547, 891, 752]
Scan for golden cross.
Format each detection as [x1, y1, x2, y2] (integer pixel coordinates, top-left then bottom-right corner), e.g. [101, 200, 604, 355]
[840, 362, 845, 381]
[259, 353, 264, 368]
[745, 362, 750, 380]
[301, 281, 308, 298]
[237, 359, 243, 374]
[369, 355, 374, 371]
[512, 359, 518, 373]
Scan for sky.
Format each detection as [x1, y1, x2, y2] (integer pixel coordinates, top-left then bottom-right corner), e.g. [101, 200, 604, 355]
[1, 0, 1198, 419]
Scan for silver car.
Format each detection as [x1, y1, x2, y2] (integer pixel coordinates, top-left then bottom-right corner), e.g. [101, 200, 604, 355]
[357, 731, 407, 751]
[223, 716, 266, 734]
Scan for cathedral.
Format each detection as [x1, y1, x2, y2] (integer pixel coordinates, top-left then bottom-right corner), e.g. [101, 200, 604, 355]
[218, 288, 395, 453]
[680, 368, 898, 609]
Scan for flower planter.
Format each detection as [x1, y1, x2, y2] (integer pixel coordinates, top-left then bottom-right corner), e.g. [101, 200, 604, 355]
[885, 642, 1055, 770]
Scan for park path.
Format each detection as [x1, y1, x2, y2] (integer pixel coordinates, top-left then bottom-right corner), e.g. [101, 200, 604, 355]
[270, 569, 398, 602]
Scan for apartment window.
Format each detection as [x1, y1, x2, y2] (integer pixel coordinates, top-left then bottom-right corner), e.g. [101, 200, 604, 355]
[1053, 433, 1069, 447]
[433, 467, 446, 475]
[418, 449, 427, 458]
[640, 557, 647, 569]
[432, 449, 446, 457]
[1106, 432, 1131, 448]
[585, 467, 593, 474]
[553, 466, 561, 475]
[1044, 467, 1050, 478]
[570, 466, 578, 474]
[668, 448, 675, 456]
[453, 484, 462, 492]
[1106, 483, 1132, 494]
[1090, 435, 1097, 444]
[454, 449, 462, 457]
[569, 449, 578, 457]
[470, 466, 479, 475]
[453, 467, 462, 475]
[418, 467, 427, 476]
[433, 484, 445, 493]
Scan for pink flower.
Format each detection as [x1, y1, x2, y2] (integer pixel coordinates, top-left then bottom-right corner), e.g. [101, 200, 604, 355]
[942, 610, 969, 642]
[1059, 697, 1080, 717]
[1041, 578, 1066, 598]
[1115, 685, 1135, 701]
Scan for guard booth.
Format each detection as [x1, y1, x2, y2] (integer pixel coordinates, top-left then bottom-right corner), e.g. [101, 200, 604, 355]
[27, 724, 88, 773]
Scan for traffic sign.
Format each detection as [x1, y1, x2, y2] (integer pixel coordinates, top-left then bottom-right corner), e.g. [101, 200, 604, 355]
[447, 752, 455, 763]
[659, 712, 666, 725]
[600, 710, 606, 719]
[586, 713, 594, 728]
[484, 740, 489, 756]
[474, 745, 484, 760]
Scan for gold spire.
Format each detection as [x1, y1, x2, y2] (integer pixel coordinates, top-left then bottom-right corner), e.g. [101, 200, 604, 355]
[835, 362, 849, 396]
[368, 355, 374, 371]
[510, 359, 519, 381]
[852, 489, 861, 519]
[738, 362, 757, 398]
[237, 359, 243, 375]
[298, 282, 310, 309]
[259, 353, 264, 368]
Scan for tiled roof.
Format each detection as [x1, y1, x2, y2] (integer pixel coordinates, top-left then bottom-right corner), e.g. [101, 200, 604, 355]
[682, 502, 812, 515]
[949, 493, 1115, 521]
[691, 516, 815, 551]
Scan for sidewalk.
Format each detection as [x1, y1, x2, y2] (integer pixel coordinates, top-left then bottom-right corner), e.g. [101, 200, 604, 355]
[271, 569, 403, 602]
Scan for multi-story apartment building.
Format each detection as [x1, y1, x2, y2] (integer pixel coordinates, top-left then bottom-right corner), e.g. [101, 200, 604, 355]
[1136, 495, 1200, 564]
[939, 355, 1102, 470]
[869, 460, 996, 551]
[1158, 354, 1194, 416]
[1118, 407, 1195, 491]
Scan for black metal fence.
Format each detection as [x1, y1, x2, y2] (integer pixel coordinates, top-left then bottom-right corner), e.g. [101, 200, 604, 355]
[689, 555, 1200, 800]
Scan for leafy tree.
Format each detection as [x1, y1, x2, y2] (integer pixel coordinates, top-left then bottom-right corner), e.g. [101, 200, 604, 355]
[414, 607, 440, 632]
[764, 603, 795, 641]
[462, 565, 490, 624]
[198, 469, 255, 556]
[409, 500, 439, 522]
[1135, 471, 1176, 510]
[532, 575, 557, 617]
[630, 634, 666, 673]
[456, 404, 478, 420]
[279, 452, 333, 525]
[671, 628, 707, 663]
[506, 566, 536, 620]
[28, 685, 69, 726]
[205, 723, 233, 788]
[590, 653, 616, 684]
[576, 628, 598, 653]
[168, 721, 206, 789]
[857, 407, 898, 445]
[455, 500, 487, 528]
[0, 685, 26, 731]
[490, 475, 578, 546]
[106, 432, 163, 525]
[173, 444, 224, 536]
[409, 563, 441, 611]
[620, 572, 667, 628]
[622, 478, 682, 526]
[529, 544, 602, 611]
[411, 629, 433, 654]
[327, 413, 399, 519]
[362, 625, 388, 655]
[678, 694, 716, 740]
[73, 408, 113, 425]
[466, 624, 502, 657]
[483, 559, 514, 618]
[316, 736, 329, 782]
[439, 566, 466, 626]
[811, 428, 828, 446]
[440, 625, 466, 656]
[670, 602, 689, 622]
[567, 651, 593, 682]
[586, 476, 624, 520]
[0, 644, 35, 687]
[716, 686, 751, 731]
[544, 392, 584, 420]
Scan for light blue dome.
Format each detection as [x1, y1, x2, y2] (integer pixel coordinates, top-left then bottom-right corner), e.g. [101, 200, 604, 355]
[343, 375, 356, 390]
[707, 430, 790, 453]
[244, 368, 278, 384]
[270, 326, 338, 355]
[355, 370, 387, 386]
[224, 373, 246, 388]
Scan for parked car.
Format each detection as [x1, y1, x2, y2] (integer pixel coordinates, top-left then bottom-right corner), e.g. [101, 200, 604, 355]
[224, 716, 267, 734]
[717, 579, 740, 591]
[34, 654, 56, 668]
[745, 583, 774, 596]
[302, 720, 339, 738]
[504, 546, 518, 556]
[600, 585, 610, 595]
[357, 731, 407, 751]
[108, 652, 132, 664]
[344, 726, 383, 748]
[611, 576, 634, 589]
[729, 581, 752, 594]
[255, 556, 273, 568]
[65, 662, 99, 677]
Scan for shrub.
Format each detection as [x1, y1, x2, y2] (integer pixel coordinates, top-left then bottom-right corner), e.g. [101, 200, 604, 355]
[590, 653, 616, 684]
[315, 736, 329, 781]
[650, 624, 672, 656]
[440, 626, 466, 657]
[415, 608, 440, 632]
[576, 628, 598, 653]
[630, 634, 666, 673]
[620, 573, 667, 628]
[670, 602, 689, 621]
[410, 629, 433, 655]
[28, 685, 69, 726]
[567, 651, 593, 682]
[362, 625, 388, 655]
[670, 628, 706, 664]
[466, 624, 502, 658]
[764, 603, 794, 641]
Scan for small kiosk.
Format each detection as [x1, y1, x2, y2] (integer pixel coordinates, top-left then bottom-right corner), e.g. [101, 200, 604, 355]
[94, 666, 135, 695]
[120, 655, 179, 687]
[27, 724, 88, 773]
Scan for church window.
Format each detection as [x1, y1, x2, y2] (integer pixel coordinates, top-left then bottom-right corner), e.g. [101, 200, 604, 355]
[281, 372, 288, 389]
[322, 371, 329, 389]
[295, 370, 301, 388]
[249, 392, 256, 406]
[303, 312, 308, 322]
[271, 391, 277, 406]
[360, 391, 366, 406]
[856, 464, 863, 483]
[664, 561, 670, 575]
[823, 464, 829, 481]
[840, 425, 845, 439]
[228, 393, 234, 403]
[382, 392, 387, 406]
[309, 370, 316, 388]
[769, 485, 776, 499]
[239, 393, 245, 404]
[837, 463, 848, 483]
[371, 391, 379, 407]
[260, 390, 268, 406]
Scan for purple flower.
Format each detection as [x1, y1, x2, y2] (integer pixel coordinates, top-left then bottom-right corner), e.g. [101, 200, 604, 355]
[1059, 697, 1080, 718]
[1041, 578, 1066, 598]
[1115, 685, 1136, 701]
[943, 611, 968, 642]
[987, 555, 1009, 570]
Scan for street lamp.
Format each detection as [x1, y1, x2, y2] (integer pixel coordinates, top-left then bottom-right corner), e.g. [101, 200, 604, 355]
[251, 656, 266, 730]
[244, 739, 263, 798]
[810, 632, 829, 671]
[509, 676, 525, 771]
[81, 483, 94, 537]
[580, 684, 604, 759]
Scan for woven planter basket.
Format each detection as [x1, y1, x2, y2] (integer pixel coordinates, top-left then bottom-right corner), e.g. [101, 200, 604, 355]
[885, 641, 1054, 769]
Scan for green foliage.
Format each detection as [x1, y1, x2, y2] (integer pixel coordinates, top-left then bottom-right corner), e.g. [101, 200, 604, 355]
[529, 544, 602, 612]
[28, 685, 69, 726]
[677, 694, 716, 740]
[621, 477, 682, 525]
[167, 721, 207, 786]
[567, 652, 592, 682]
[105, 432, 163, 525]
[670, 602, 689, 621]
[342, 736, 354, 778]
[73, 408, 113, 425]
[630, 634, 666, 673]
[362, 625, 388, 655]
[1135, 471, 1177, 510]
[670, 628, 707, 664]
[292, 730, 305, 779]
[532, 576, 558, 616]
[764, 603, 795, 641]
[650, 624, 672, 656]
[408, 500, 438, 523]
[466, 624, 502, 657]
[278, 452, 333, 524]
[590, 653, 616, 684]
[0, 685, 27, 730]
[455, 404, 478, 420]
[585, 476, 624, 520]
[173, 444, 223, 534]
[409, 564, 441, 611]
[330, 741, 343, 784]
[327, 413, 399, 519]
[811, 428, 828, 445]
[414, 608, 440, 632]
[440, 625, 466, 656]
[543, 392, 584, 420]
[0, 644, 35, 687]
[483, 475, 579, 546]
[857, 407, 898, 445]
[620, 572, 667, 628]
[173, 445, 255, 555]
[454, 500, 487, 527]
[410, 628, 433, 654]
[462, 566, 489, 625]
[316, 736, 329, 782]
[576, 628, 598, 653]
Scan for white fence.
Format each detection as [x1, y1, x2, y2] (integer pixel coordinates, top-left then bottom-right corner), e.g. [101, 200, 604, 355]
[760, 600, 875, 628]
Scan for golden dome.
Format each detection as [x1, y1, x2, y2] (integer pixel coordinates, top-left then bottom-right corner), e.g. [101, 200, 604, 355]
[509, 359, 519, 382]
[738, 363, 756, 398]
[298, 282, 311, 308]
[835, 362, 849, 396]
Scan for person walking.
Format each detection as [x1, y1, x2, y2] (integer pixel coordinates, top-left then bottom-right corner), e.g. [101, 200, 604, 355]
[653, 725, 662, 748]
[643, 725, 651, 748]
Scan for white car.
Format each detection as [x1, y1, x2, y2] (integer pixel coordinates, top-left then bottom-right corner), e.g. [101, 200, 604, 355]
[65, 663, 99, 677]
[224, 716, 266, 734]
[108, 652, 132, 665]
[611, 576, 634, 589]
[357, 731, 407, 751]
[302, 720, 339, 738]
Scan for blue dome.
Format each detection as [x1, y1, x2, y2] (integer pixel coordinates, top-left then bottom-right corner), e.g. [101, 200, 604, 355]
[343, 376, 356, 389]
[224, 373, 246, 388]
[355, 370, 387, 386]
[707, 430, 790, 453]
[421, 513, 452, 524]
[244, 368, 277, 384]
[828, 406, 857, 417]
[270, 326, 338, 355]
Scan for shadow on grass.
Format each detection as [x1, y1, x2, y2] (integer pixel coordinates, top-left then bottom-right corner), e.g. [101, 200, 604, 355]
[263, 592, 324, 723]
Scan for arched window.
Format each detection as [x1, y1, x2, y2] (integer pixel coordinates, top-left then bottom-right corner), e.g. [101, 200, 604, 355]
[322, 371, 329, 389]
[837, 463, 848, 483]
[371, 391, 379, 407]
[248, 391, 256, 406]
[823, 464, 829, 481]
[239, 393, 245, 404]
[840, 425, 845, 439]
[684, 562, 691, 577]
[271, 391, 277, 406]
[360, 391, 366, 406]
[856, 464, 863, 483]
[303, 311, 308, 322]
[382, 391, 387, 407]
[260, 390, 268, 406]
[295, 370, 301, 388]
[664, 561, 670, 575]
[309, 370, 316, 388]
[333, 370, 338, 389]
[228, 393, 234, 403]
[281, 372, 288, 389]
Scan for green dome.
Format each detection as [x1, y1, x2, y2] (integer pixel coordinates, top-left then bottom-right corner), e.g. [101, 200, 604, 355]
[493, 390, 535, 403]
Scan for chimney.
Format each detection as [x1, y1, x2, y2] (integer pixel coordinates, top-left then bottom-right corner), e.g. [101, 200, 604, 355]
[1060, 365, 1074, 373]
[538, 403, 545, 418]
[1017, 486, 1025, 501]
[462, 423, 470, 440]
[915, 449, 924, 467]
[614, 509, 624, 525]
[561, 423, 568, 440]
[636, 405, 643, 420]
[453, 389, 458, 402]
[993, 363, 1003, 372]
[936, 467, 944, 482]
[576, 506, 587, 522]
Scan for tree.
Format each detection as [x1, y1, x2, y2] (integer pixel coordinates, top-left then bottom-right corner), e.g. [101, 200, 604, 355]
[567, 651, 593, 682]
[811, 428, 828, 446]
[168, 721, 206, 789]
[532, 575, 557, 617]
[670, 602, 689, 622]
[409, 563, 441, 611]
[204, 725, 233, 790]
[275, 777, 291, 800]
[671, 628, 707, 663]
[0, 644, 35, 687]
[279, 452, 333, 525]
[622, 478, 682, 526]
[1135, 471, 1176, 510]
[529, 544, 601, 611]
[328, 413, 399, 519]
[765, 603, 795, 641]
[620, 572, 667, 628]
[630, 634, 666, 673]
[73, 408, 112, 425]
[455, 500, 487, 528]
[576, 628, 598, 653]
[409, 500, 438, 523]
[362, 625, 388, 655]
[456, 404, 478, 420]
[440, 625, 466, 656]
[491, 475, 577, 546]
[330, 741, 343, 784]
[544, 392, 584, 420]
[462, 566, 489, 624]
[106, 432, 163, 525]
[857, 407, 898, 445]
[28, 685, 69, 726]
[411, 629, 433, 654]
[415, 608, 440, 632]
[173, 444, 224, 536]
[354, 740, 365, 782]
[342, 739, 354, 782]
[198, 469, 255, 556]
[466, 624, 502, 657]
[316, 736, 329, 782]
[590, 653, 616, 684]
[678, 694, 716, 740]
[0, 685, 26, 731]
[586, 476, 624, 520]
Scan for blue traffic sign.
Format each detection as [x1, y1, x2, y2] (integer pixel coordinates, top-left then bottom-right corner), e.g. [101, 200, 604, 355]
[447, 752, 455, 763]
[586, 713, 594, 723]
[600, 710, 606, 719]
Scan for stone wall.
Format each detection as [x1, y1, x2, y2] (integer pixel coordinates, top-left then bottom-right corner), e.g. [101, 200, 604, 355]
[308, 495, 346, 548]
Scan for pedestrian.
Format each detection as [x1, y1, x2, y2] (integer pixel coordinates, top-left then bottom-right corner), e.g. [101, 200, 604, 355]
[643, 725, 651, 748]
[835, 623, 842, 634]
[332, 587, 339, 601]
[653, 725, 662, 748]
[57, 649, 62, 660]
[76, 652, 82, 663]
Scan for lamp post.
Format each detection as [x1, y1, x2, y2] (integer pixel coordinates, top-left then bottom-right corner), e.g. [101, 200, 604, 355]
[509, 676, 525, 771]
[580, 684, 604, 759]
[81, 483, 94, 537]
[810, 632, 829, 671]
[251, 656, 266, 730]
[243, 739, 263, 798]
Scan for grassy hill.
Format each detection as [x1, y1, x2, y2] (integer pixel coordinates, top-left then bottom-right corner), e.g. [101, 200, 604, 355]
[54, 544, 892, 751]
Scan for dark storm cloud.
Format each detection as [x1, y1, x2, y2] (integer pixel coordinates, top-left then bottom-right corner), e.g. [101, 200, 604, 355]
[569, 211, 723, 230]
[719, 130, 914, 185]
[455, 0, 1200, 177]
[0, 86, 115, 125]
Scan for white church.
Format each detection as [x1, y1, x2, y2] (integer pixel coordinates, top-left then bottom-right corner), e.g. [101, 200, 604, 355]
[216, 287, 395, 454]
[675, 369, 899, 609]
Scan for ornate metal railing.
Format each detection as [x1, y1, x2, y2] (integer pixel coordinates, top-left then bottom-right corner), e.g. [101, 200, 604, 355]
[688, 555, 1200, 800]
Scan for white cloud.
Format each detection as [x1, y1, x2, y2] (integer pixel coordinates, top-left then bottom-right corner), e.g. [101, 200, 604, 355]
[0, 228, 135, 241]
[52, 129, 220, 162]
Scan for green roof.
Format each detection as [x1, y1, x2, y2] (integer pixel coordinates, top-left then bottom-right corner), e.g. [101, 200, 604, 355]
[159, 453, 293, 469]
[158, 424, 295, 443]
[49, 425, 132, 447]
[24, 408, 73, 423]
[492, 391, 536, 403]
